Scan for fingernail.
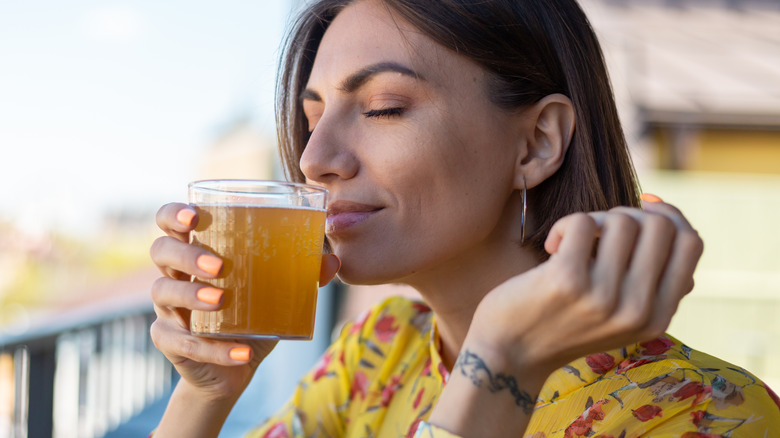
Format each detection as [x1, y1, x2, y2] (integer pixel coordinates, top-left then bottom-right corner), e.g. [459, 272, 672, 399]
[196, 287, 223, 305]
[196, 254, 223, 276]
[229, 347, 251, 362]
[640, 193, 663, 203]
[176, 208, 196, 226]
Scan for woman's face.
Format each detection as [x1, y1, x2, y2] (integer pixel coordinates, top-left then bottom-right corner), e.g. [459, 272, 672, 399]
[301, 0, 525, 285]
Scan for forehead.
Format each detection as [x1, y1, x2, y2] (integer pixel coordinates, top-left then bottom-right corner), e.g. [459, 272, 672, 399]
[307, 0, 473, 88]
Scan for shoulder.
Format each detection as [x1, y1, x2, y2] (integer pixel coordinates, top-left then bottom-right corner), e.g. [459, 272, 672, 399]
[616, 335, 780, 433]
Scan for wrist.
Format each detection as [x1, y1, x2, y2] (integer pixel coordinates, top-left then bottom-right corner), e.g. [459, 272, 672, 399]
[155, 380, 239, 438]
[463, 311, 556, 384]
[427, 342, 549, 438]
[454, 340, 548, 411]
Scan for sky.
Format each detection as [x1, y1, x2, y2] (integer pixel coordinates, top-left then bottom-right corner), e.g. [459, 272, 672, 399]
[0, 0, 295, 237]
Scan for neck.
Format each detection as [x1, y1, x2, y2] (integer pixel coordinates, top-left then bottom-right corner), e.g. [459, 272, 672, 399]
[401, 194, 541, 370]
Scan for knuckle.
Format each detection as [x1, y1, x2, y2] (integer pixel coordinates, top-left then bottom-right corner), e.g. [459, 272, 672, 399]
[149, 319, 164, 347]
[607, 212, 640, 234]
[583, 294, 612, 320]
[645, 213, 676, 236]
[178, 337, 198, 359]
[549, 265, 586, 299]
[615, 306, 651, 332]
[150, 236, 170, 260]
[150, 277, 167, 302]
[678, 230, 704, 257]
[571, 212, 595, 228]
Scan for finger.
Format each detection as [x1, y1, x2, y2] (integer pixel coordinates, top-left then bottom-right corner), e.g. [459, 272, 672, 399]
[590, 212, 640, 304]
[319, 253, 341, 285]
[545, 213, 599, 261]
[614, 212, 677, 329]
[640, 198, 696, 233]
[150, 236, 223, 279]
[156, 202, 199, 242]
[151, 277, 224, 311]
[648, 226, 704, 335]
[150, 320, 254, 366]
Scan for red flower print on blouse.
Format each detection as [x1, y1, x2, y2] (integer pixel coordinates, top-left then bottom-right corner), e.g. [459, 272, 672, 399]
[381, 375, 403, 407]
[690, 410, 706, 427]
[564, 399, 608, 438]
[639, 337, 675, 356]
[411, 301, 431, 313]
[375, 314, 400, 343]
[673, 381, 712, 405]
[351, 371, 369, 401]
[262, 422, 289, 438]
[413, 388, 425, 410]
[615, 358, 651, 374]
[421, 358, 432, 377]
[632, 404, 663, 422]
[585, 353, 615, 375]
[312, 352, 332, 381]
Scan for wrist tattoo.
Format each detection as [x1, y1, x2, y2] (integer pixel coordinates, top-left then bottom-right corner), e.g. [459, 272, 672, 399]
[453, 349, 537, 415]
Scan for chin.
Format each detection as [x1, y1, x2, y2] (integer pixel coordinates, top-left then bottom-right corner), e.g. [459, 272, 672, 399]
[333, 255, 413, 287]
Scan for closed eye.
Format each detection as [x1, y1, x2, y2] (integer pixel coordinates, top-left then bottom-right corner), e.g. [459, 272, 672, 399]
[363, 108, 403, 118]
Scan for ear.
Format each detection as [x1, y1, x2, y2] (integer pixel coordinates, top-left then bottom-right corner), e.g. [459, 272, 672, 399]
[513, 94, 575, 190]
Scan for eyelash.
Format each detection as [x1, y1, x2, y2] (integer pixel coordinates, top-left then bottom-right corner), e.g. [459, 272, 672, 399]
[306, 107, 403, 140]
[363, 107, 403, 118]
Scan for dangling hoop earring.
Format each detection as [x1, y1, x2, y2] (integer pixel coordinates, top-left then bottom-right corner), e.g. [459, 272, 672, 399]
[521, 176, 527, 245]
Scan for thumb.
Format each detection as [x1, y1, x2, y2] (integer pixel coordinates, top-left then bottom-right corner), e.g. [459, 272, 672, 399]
[319, 253, 342, 285]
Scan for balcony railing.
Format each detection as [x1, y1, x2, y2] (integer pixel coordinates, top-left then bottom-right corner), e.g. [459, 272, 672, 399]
[0, 283, 341, 438]
[0, 297, 174, 438]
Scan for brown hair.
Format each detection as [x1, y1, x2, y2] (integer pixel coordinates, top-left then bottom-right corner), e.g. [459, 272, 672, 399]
[276, 0, 641, 256]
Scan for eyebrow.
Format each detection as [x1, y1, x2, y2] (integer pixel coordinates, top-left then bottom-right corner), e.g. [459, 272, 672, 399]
[300, 62, 423, 102]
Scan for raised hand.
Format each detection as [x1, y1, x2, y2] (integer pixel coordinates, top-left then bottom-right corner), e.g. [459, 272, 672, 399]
[148, 202, 340, 436]
[471, 199, 703, 375]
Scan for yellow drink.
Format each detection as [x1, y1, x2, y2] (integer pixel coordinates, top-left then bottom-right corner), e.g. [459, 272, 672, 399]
[190, 204, 326, 339]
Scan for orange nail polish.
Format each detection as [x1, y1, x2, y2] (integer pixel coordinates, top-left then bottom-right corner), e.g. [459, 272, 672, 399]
[640, 193, 663, 203]
[196, 287, 223, 305]
[229, 347, 251, 362]
[176, 208, 196, 226]
[196, 254, 223, 276]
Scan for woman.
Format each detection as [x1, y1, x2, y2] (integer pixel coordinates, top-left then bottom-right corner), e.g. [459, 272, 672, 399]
[149, 0, 780, 436]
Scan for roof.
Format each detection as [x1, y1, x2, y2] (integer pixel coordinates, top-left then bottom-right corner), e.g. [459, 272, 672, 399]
[581, 0, 780, 128]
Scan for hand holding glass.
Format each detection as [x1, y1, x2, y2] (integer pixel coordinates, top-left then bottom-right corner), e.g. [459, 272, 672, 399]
[188, 180, 328, 340]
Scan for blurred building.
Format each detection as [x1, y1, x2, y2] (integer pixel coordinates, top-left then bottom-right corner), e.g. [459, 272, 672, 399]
[581, 0, 780, 173]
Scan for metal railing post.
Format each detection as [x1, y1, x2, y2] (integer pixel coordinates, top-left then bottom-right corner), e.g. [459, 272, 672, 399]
[27, 341, 56, 437]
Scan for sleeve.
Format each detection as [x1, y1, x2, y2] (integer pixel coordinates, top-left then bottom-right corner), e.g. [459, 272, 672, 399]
[245, 324, 356, 438]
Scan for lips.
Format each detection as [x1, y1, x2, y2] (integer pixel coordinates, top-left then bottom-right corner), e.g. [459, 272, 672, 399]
[326, 200, 383, 235]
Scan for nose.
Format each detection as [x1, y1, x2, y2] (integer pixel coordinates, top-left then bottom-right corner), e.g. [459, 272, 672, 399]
[299, 114, 359, 184]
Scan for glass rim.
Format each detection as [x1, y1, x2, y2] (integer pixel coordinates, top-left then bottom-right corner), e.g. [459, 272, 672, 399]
[188, 179, 328, 196]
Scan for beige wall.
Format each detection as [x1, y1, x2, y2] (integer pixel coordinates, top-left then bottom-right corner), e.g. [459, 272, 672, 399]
[639, 170, 780, 390]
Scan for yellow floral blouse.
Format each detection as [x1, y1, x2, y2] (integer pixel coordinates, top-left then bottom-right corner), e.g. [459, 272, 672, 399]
[247, 297, 780, 438]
